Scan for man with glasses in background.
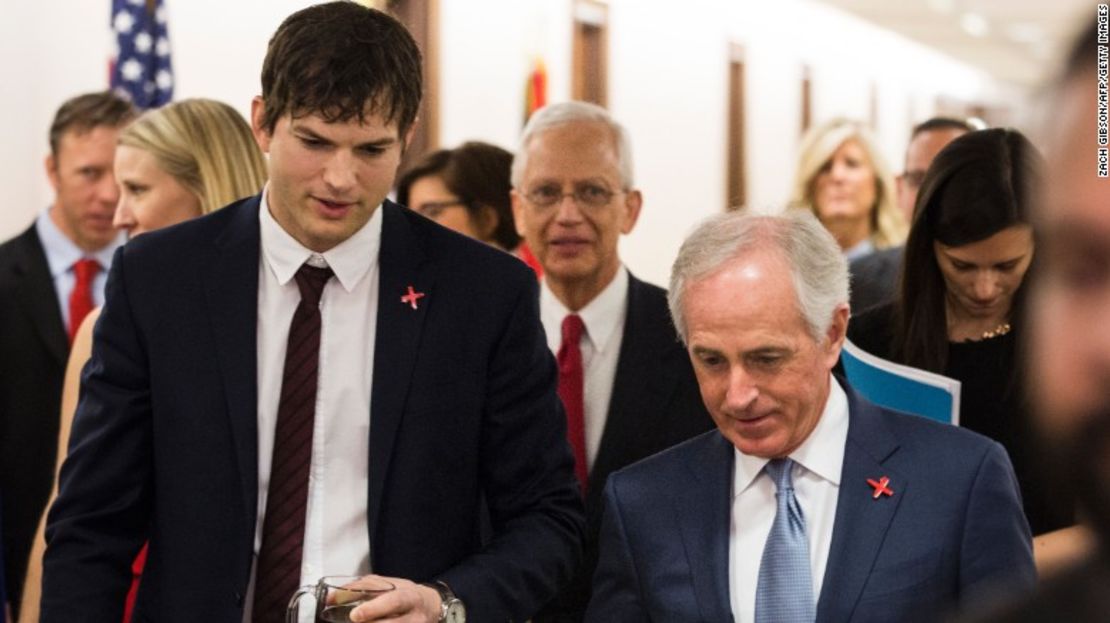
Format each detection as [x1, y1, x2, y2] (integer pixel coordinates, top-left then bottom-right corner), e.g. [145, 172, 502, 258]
[512, 101, 712, 621]
[849, 117, 977, 313]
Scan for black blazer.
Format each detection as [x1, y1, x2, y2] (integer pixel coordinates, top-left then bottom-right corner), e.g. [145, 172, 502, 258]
[538, 273, 714, 621]
[41, 197, 585, 622]
[0, 224, 67, 615]
[848, 246, 903, 314]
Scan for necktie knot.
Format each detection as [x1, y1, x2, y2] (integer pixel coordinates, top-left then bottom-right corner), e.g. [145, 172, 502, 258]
[294, 263, 333, 308]
[765, 458, 795, 493]
[561, 313, 585, 346]
[72, 258, 100, 284]
[68, 258, 101, 343]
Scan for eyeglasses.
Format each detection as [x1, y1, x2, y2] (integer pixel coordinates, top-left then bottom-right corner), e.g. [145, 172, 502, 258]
[901, 171, 927, 190]
[522, 183, 621, 209]
[414, 200, 468, 219]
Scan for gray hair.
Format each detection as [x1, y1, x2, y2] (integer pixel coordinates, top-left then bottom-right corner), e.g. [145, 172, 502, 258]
[511, 100, 635, 189]
[668, 208, 850, 343]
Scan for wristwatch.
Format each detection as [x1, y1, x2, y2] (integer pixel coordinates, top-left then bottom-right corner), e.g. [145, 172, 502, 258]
[426, 580, 466, 623]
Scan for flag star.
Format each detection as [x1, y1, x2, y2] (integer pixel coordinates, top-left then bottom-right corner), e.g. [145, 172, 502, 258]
[127, 0, 143, 5]
[144, 81, 156, 94]
[156, 6, 167, 24]
[112, 86, 133, 101]
[155, 37, 170, 57]
[113, 10, 135, 34]
[155, 70, 173, 90]
[134, 32, 153, 54]
[120, 58, 144, 82]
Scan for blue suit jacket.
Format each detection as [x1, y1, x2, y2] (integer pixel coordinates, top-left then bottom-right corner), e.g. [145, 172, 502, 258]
[586, 382, 1035, 622]
[41, 197, 585, 622]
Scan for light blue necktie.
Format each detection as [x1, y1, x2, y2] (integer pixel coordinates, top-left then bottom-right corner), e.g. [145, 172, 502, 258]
[754, 458, 816, 623]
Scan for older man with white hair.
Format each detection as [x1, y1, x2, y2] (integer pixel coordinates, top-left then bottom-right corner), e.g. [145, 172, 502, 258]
[512, 101, 713, 620]
[586, 209, 1034, 623]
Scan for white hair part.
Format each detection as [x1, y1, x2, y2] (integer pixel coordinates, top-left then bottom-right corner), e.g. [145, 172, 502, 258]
[511, 100, 635, 189]
[668, 208, 850, 343]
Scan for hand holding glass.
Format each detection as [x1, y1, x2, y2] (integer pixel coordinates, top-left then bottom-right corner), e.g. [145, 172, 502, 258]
[287, 575, 395, 622]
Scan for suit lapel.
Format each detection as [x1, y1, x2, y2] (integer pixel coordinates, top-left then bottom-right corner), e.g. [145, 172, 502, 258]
[9, 226, 68, 365]
[366, 202, 434, 546]
[816, 384, 906, 622]
[675, 433, 735, 622]
[202, 198, 261, 532]
[589, 273, 681, 508]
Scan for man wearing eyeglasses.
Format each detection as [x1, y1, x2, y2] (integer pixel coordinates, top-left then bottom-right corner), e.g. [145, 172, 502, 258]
[511, 101, 713, 621]
[849, 117, 976, 313]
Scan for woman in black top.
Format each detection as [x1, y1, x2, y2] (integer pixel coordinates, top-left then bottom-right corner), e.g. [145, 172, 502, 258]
[848, 128, 1073, 539]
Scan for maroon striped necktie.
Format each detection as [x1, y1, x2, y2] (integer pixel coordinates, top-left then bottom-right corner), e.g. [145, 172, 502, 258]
[252, 263, 333, 621]
[557, 314, 588, 494]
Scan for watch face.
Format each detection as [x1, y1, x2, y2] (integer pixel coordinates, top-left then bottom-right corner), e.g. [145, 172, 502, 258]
[445, 599, 466, 623]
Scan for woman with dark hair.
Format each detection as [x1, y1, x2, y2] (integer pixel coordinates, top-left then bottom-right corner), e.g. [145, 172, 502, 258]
[849, 128, 1074, 543]
[396, 141, 523, 252]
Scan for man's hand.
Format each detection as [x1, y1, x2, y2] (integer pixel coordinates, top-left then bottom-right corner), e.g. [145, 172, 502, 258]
[347, 575, 441, 623]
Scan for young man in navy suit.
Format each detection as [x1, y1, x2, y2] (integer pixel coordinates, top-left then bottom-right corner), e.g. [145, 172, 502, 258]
[587, 209, 1034, 622]
[511, 101, 712, 621]
[41, 4, 583, 622]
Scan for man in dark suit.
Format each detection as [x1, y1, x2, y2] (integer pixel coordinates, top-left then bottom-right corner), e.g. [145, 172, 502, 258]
[510, 101, 713, 621]
[587, 209, 1035, 622]
[41, 5, 583, 622]
[0, 91, 133, 617]
[849, 117, 974, 313]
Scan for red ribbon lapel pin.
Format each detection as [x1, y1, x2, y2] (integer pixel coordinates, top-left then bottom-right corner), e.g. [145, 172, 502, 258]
[401, 285, 425, 310]
[867, 476, 893, 499]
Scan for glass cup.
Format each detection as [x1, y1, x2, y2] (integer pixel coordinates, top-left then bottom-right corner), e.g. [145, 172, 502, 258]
[286, 575, 395, 623]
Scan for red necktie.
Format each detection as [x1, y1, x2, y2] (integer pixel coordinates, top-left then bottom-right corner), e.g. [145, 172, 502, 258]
[557, 314, 588, 494]
[252, 263, 333, 622]
[68, 258, 100, 343]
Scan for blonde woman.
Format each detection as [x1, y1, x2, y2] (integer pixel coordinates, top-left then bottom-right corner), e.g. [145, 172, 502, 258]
[791, 118, 907, 260]
[20, 98, 267, 623]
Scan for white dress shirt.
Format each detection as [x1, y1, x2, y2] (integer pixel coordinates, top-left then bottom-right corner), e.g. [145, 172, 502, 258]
[728, 376, 849, 623]
[35, 209, 122, 327]
[245, 187, 382, 621]
[540, 268, 628, 471]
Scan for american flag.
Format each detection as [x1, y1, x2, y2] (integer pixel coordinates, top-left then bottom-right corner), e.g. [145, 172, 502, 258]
[110, 0, 173, 110]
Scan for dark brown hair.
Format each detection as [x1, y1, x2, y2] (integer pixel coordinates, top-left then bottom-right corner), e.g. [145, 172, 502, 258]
[259, 1, 422, 136]
[894, 128, 1043, 376]
[49, 91, 136, 155]
[910, 117, 977, 140]
[395, 141, 521, 250]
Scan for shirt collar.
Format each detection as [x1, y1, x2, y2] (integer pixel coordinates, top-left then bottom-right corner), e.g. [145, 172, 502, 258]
[733, 373, 850, 497]
[258, 184, 383, 292]
[844, 238, 876, 262]
[35, 208, 123, 277]
[540, 267, 629, 354]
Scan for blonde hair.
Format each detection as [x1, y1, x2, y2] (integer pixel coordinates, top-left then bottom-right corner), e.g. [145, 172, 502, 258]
[119, 98, 267, 214]
[791, 118, 906, 250]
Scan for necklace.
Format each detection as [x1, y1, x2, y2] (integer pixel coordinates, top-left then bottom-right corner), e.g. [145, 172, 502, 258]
[981, 323, 1011, 339]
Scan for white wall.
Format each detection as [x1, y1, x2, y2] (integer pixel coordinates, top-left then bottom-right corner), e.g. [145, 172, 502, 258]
[1, 0, 1025, 287]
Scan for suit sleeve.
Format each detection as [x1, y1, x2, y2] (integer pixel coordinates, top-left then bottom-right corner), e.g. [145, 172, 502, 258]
[959, 441, 1037, 601]
[584, 477, 649, 622]
[438, 273, 586, 621]
[40, 246, 152, 622]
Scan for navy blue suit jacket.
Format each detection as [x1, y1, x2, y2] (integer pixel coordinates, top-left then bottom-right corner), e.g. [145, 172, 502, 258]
[586, 382, 1035, 622]
[41, 197, 585, 622]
